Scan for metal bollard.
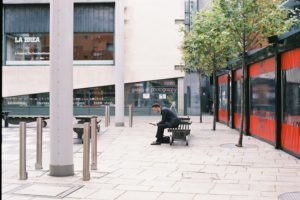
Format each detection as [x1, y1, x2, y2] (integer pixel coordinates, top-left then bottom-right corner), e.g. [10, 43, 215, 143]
[35, 117, 43, 169]
[19, 122, 28, 180]
[91, 117, 97, 170]
[107, 105, 110, 126]
[83, 122, 91, 181]
[129, 104, 133, 127]
[105, 105, 109, 127]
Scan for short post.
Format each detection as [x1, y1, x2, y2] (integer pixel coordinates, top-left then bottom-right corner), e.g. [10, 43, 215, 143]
[91, 117, 97, 170]
[129, 104, 133, 127]
[35, 117, 43, 169]
[105, 105, 109, 127]
[4, 112, 9, 127]
[19, 122, 28, 180]
[83, 122, 90, 181]
[108, 105, 111, 125]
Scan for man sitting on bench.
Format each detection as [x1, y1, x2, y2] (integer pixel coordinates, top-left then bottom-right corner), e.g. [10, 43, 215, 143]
[150, 103, 180, 145]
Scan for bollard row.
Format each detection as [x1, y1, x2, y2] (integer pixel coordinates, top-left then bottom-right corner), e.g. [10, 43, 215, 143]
[83, 118, 98, 181]
[18, 117, 98, 182]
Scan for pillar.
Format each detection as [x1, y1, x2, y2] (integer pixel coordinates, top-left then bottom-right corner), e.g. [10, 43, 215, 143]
[115, 0, 125, 126]
[178, 77, 184, 116]
[49, 0, 74, 176]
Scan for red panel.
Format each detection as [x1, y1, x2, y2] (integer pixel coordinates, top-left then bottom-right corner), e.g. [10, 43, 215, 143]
[233, 112, 245, 130]
[218, 74, 228, 84]
[281, 123, 300, 155]
[218, 109, 228, 123]
[249, 115, 275, 143]
[233, 68, 242, 81]
[249, 57, 275, 77]
[281, 48, 300, 70]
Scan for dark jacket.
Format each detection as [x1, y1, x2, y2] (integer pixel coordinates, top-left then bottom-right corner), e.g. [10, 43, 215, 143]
[158, 108, 180, 127]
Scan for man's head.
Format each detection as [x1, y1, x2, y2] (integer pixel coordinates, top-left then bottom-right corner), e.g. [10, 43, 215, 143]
[151, 103, 161, 113]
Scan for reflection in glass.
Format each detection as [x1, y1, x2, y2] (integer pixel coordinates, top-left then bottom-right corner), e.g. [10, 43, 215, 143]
[283, 67, 300, 126]
[250, 72, 275, 119]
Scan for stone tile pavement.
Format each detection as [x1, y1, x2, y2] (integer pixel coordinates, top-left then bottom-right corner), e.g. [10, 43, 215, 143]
[2, 115, 300, 200]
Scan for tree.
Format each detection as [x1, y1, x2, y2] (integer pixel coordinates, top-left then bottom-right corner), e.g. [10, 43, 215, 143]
[181, 5, 237, 130]
[216, 0, 299, 147]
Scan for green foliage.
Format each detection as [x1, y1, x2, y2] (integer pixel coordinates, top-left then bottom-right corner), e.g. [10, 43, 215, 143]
[181, 0, 299, 74]
[217, 0, 298, 53]
[181, 5, 236, 75]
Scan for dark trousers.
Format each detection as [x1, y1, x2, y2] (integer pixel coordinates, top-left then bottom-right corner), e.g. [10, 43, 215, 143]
[156, 123, 169, 142]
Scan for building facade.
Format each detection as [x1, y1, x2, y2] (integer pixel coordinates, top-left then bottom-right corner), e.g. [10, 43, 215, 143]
[2, 0, 186, 116]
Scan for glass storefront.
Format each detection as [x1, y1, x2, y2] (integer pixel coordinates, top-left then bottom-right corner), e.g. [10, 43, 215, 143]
[125, 79, 178, 109]
[6, 33, 50, 63]
[4, 4, 115, 65]
[283, 67, 300, 125]
[2, 79, 178, 115]
[74, 33, 114, 61]
[250, 72, 276, 119]
[218, 84, 228, 109]
[5, 33, 114, 65]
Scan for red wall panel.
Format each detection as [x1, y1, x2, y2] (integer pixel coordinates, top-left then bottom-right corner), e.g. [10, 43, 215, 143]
[250, 115, 275, 143]
[233, 68, 242, 81]
[281, 48, 300, 70]
[218, 74, 228, 84]
[281, 123, 300, 155]
[218, 109, 228, 124]
[249, 57, 275, 77]
[233, 112, 246, 130]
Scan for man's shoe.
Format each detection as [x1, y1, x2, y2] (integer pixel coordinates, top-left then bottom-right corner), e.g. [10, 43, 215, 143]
[150, 141, 161, 145]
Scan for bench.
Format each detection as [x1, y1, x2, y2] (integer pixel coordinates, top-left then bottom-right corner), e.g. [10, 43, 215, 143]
[5, 115, 49, 127]
[168, 117, 192, 146]
[2, 111, 10, 127]
[73, 115, 101, 144]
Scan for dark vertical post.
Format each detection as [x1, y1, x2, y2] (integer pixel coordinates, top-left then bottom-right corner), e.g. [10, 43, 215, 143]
[245, 60, 250, 136]
[199, 71, 202, 123]
[229, 70, 234, 128]
[274, 43, 282, 149]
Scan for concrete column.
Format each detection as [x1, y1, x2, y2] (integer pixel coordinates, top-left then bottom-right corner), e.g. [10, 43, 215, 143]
[115, 0, 125, 127]
[178, 77, 184, 116]
[49, 0, 74, 176]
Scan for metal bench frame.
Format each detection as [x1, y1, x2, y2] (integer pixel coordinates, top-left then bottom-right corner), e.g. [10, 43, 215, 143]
[168, 117, 192, 146]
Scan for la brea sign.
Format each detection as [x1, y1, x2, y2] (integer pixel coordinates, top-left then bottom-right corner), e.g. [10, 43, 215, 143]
[15, 37, 40, 43]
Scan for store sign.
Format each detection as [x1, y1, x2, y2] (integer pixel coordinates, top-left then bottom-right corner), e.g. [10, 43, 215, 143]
[143, 93, 150, 99]
[15, 37, 41, 43]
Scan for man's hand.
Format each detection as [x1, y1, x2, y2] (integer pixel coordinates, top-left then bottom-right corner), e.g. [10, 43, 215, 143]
[149, 123, 156, 126]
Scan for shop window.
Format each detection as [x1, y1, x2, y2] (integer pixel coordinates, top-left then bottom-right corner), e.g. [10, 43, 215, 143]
[6, 33, 50, 65]
[233, 80, 241, 113]
[218, 84, 228, 109]
[73, 33, 114, 64]
[250, 72, 275, 119]
[283, 67, 300, 126]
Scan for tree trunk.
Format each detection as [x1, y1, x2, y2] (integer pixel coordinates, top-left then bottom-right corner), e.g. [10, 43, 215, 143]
[199, 71, 203, 123]
[236, 52, 246, 147]
[213, 69, 217, 131]
[236, 78, 244, 147]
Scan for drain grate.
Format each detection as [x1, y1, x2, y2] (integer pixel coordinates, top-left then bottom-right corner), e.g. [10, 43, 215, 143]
[278, 192, 300, 200]
[220, 143, 258, 149]
[182, 171, 219, 180]
[13, 183, 83, 198]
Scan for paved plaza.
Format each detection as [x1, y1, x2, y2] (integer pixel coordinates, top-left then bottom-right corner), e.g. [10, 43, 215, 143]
[2, 115, 300, 200]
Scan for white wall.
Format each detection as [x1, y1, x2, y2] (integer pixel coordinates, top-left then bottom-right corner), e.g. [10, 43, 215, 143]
[2, 0, 185, 97]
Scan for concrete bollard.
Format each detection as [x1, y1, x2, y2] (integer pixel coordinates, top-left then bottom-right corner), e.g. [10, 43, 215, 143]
[105, 105, 110, 127]
[129, 104, 133, 127]
[19, 122, 28, 180]
[83, 122, 91, 181]
[91, 117, 97, 170]
[109, 106, 111, 125]
[35, 117, 43, 169]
